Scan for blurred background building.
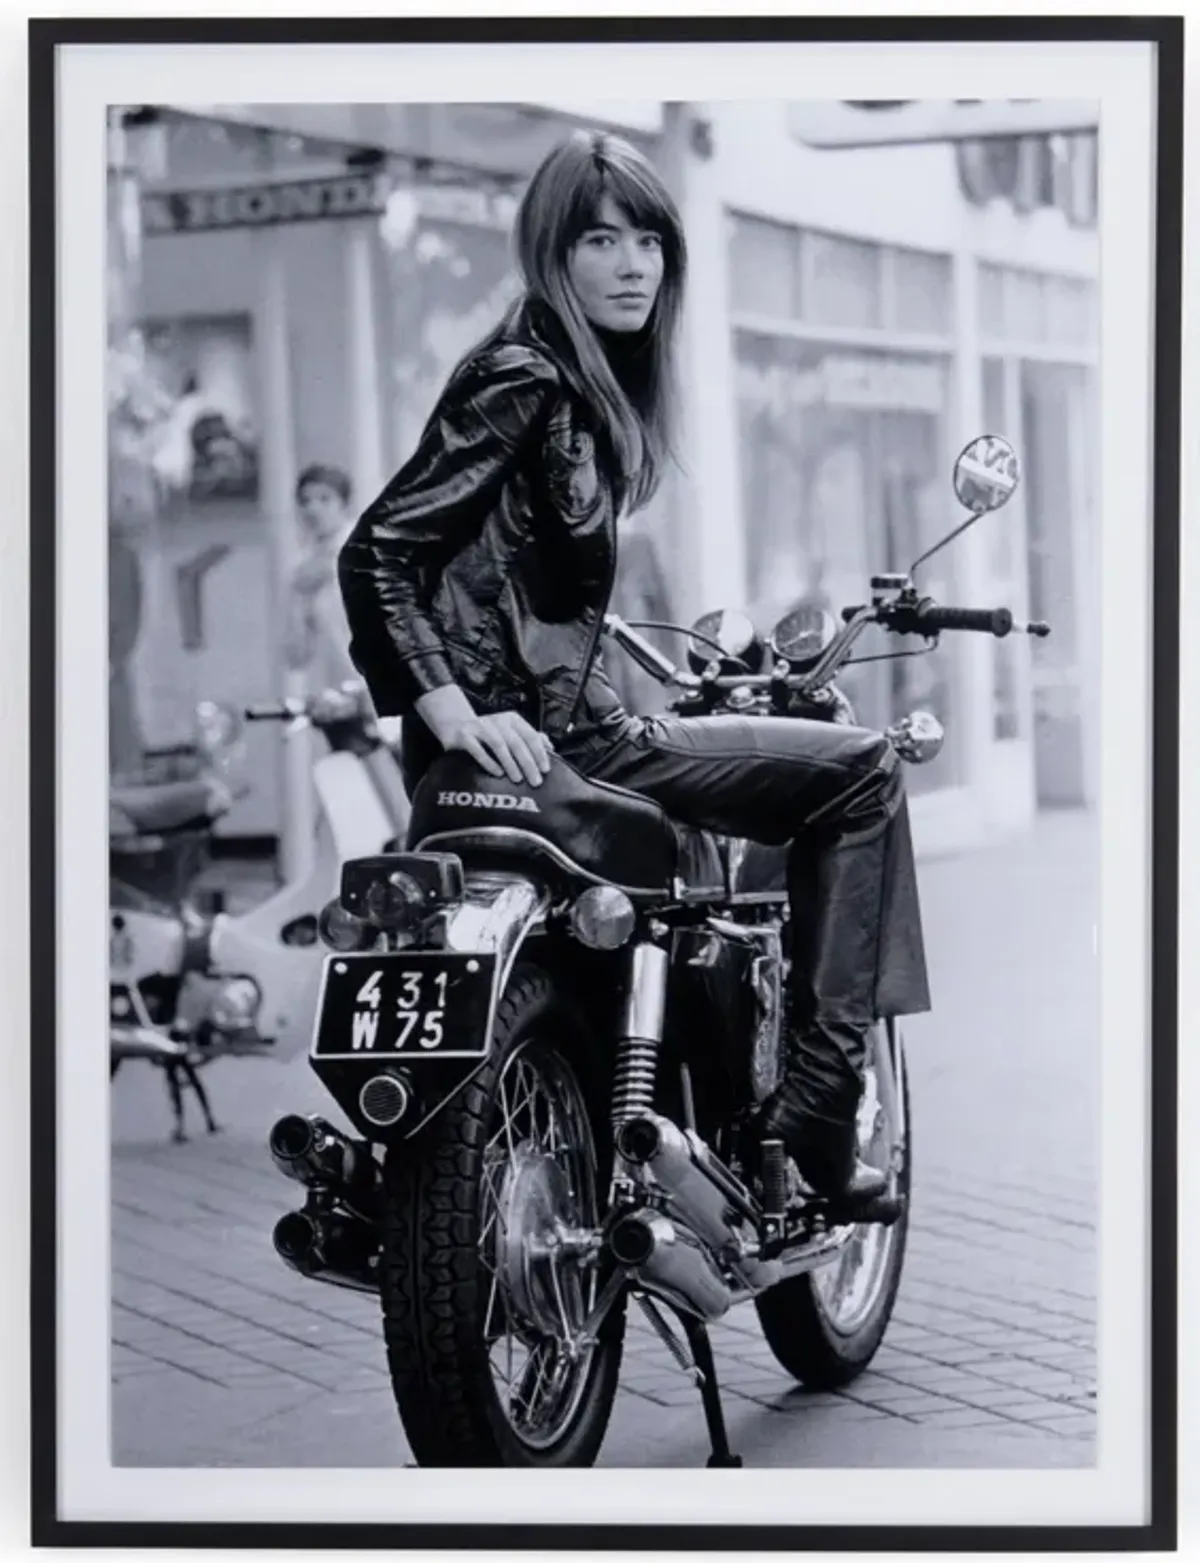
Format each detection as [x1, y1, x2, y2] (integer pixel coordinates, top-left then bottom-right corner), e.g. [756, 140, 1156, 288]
[106, 97, 1099, 865]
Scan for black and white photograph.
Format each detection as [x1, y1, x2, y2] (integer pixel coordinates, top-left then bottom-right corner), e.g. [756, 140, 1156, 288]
[34, 16, 1180, 1548]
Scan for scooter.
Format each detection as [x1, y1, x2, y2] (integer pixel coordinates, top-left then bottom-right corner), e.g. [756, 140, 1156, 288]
[110, 682, 410, 1140]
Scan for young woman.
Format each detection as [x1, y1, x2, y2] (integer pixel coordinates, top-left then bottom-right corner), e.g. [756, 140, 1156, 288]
[339, 130, 930, 1200]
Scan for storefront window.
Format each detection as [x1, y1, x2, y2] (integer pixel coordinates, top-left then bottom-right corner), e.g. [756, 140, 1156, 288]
[978, 261, 1098, 352]
[978, 262, 1007, 335]
[734, 329, 962, 793]
[728, 212, 802, 319]
[803, 232, 883, 330]
[890, 246, 954, 335]
[1043, 274, 1095, 347]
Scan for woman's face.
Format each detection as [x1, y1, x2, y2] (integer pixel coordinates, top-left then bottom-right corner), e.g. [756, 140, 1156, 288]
[567, 194, 665, 333]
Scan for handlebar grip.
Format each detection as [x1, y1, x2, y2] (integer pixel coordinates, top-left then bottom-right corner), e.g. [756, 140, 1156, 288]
[916, 604, 1014, 637]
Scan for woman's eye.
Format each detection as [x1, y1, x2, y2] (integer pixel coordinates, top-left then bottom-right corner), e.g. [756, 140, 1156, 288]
[640, 233, 663, 249]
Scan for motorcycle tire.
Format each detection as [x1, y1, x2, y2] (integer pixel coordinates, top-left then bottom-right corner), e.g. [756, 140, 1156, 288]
[754, 1024, 912, 1390]
[379, 962, 625, 1468]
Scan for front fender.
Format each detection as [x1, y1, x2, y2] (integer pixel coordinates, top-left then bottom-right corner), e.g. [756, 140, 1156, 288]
[308, 871, 550, 1143]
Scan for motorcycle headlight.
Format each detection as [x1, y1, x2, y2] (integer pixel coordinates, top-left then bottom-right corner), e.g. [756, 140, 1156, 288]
[568, 886, 636, 951]
[210, 975, 262, 1030]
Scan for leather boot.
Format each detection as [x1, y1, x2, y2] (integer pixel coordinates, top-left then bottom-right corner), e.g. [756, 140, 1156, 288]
[759, 1071, 886, 1202]
[772, 796, 898, 1201]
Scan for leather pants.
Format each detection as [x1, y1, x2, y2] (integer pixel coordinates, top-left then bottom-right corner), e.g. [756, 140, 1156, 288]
[556, 709, 932, 1126]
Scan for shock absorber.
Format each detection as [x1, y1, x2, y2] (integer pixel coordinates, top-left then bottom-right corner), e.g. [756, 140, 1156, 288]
[611, 940, 670, 1138]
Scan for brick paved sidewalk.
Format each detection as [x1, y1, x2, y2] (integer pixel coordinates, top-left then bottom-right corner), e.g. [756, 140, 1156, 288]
[111, 809, 1098, 1468]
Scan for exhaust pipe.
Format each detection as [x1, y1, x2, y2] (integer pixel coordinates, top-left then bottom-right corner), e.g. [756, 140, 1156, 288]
[617, 1112, 859, 1293]
[616, 1112, 757, 1259]
[268, 1114, 381, 1218]
[609, 1210, 732, 1322]
[273, 1207, 380, 1294]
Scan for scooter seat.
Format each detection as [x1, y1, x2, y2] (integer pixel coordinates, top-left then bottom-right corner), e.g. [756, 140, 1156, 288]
[407, 750, 726, 899]
[110, 778, 226, 836]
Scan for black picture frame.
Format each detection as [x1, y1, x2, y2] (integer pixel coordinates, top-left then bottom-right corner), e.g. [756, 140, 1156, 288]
[29, 14, 1182, 1551]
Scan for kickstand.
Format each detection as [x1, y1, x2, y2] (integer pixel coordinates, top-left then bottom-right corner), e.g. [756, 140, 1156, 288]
[677, 1312, 744, 1469]
[633, 1295, 744, 1469]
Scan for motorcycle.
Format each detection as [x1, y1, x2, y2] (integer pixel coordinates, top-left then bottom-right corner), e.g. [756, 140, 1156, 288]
[266, 434, 1046, 1468]
[110, 682, 410, 1141]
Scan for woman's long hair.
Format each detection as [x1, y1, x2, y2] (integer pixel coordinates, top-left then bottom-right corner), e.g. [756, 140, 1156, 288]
[522, 131, 686, 510]
[460, 131, 686, 512]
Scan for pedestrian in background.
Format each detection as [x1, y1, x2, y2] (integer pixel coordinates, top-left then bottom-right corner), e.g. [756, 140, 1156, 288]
[283, 463, 360, 691]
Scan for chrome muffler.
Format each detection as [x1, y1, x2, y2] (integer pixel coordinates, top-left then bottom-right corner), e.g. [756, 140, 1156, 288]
[268, 1113, 381, 1219]
[273, 1206, 380, 1294]
[616, 1111, 764, 1261]
[269, 1114, 384, 1293]
[616, 1110, 861, 1294]
[608, 1210, 732, 1322]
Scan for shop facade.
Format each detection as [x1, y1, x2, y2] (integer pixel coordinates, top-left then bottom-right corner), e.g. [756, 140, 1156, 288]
[684, 102, 1101, 852]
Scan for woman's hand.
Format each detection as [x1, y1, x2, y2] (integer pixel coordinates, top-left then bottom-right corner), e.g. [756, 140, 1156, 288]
[415, 686, 554, 787]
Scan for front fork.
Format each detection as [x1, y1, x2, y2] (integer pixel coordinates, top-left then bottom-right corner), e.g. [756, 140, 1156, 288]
[866, 1019, 907, 1183]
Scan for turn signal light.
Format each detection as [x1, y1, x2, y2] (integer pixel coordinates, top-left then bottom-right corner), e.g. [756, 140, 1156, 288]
[317, 899, 375, 953]
[568, 886, 637, 950]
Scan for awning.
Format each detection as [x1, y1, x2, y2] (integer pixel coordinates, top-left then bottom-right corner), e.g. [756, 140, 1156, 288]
[788, 100, 1099, 149]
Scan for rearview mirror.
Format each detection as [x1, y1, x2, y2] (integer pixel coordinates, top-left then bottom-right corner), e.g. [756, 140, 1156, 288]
[952, 434, 1021, 515]
[908, 434, 1023, 581]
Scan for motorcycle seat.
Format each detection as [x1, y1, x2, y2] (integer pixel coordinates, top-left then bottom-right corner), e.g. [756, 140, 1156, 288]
[407, 749, 726, 900]
[110, 778, 225, 837]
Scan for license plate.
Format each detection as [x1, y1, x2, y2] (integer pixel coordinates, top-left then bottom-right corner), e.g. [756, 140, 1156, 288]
[311, 952, 497, 1061]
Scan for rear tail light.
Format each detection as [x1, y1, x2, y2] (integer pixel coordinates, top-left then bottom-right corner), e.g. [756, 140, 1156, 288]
[339, 852, 465, 932]
[365, 870, 426, 930]
[568, 886, 636, 950]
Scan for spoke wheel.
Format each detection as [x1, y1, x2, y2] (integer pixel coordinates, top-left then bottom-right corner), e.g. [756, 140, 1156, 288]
[479, 1041, 599, 1449]
[379, 965, 624, 1467]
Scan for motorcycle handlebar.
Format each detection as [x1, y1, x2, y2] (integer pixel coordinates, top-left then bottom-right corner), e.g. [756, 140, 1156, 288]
[916, 604, 1013, 636]
[245, 703, 293, 722]
[840, 602, 1051, 639]
[606, 598, 1051, 705]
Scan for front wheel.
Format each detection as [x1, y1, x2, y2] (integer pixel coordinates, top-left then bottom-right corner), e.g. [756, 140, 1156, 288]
[755, 1022, 911, 1389]
[379, 965, 623, 1467]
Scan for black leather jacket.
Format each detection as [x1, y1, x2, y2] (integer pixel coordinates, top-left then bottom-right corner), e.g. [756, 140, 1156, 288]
[339, 300, 626, 739]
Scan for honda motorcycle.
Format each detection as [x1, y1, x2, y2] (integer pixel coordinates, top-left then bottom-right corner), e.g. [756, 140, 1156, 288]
[267, 434, 1046, 1468]
[111, 682, 410, 1140]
